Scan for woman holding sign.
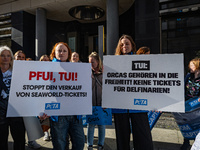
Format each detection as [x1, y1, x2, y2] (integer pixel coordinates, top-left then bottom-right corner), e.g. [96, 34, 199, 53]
[113, 35, 153, 150]
[174, 58, 200, 150]
[49, 42, 85, 150]
[87, 52, 105, 150]
[0, 46, 26, 150]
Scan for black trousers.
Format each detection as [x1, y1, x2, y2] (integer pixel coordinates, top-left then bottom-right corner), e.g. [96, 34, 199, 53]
[0, 117, 25, 150]
[114, 113, 153, 150]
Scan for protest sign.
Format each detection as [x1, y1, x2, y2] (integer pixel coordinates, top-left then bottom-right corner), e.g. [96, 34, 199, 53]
[7, 61, 92, 117]
[173, 109, 200, 139]
[173, 97, 200, 139]
[148, 111, 161, 130]
[86, 106, 112, 125]
[102, 54, 184, 112]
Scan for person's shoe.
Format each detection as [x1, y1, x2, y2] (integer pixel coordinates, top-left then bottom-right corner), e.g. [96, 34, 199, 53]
[43, 131, 50, 141]
[88, 145, 93, 150]
[28, 141, 41, 149]
[98, 145, 104, 150]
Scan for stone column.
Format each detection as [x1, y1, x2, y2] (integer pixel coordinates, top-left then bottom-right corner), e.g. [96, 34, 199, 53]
[35, 8, 46, 60]
[98, 25, 104, 60]
[106, 0, 119, 55]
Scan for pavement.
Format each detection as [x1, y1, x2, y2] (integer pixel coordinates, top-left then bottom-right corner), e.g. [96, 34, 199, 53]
[8, 115, 194, 150]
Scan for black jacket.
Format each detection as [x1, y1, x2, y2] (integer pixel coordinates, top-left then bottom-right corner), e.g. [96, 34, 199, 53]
[0, 69, 9, 124]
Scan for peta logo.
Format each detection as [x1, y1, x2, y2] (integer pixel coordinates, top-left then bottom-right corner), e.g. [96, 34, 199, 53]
[45, 103, 60, 110]
[134, 99, 148, 106]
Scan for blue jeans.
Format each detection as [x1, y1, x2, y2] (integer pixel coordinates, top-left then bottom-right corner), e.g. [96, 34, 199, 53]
[50, 116, 85, 150]
[87, 124, 105, 146]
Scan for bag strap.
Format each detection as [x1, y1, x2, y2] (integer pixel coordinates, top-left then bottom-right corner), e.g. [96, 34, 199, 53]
[92, 70, 102, 87]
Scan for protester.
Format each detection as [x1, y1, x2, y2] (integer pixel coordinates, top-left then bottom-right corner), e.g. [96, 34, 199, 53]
[14, 50, 26, 60]
[65, 52, 81, 149]
[113, 35, 153, 150]
[39, 54, 50, 61]
[14, 50, 41, 149]
[87, 52, 105, 150]
[71, 52, 80, 62]
[136, 46, 150, 54]
[39, 54, 51, 141]
[26, 58, 32, 61]
[0, 46, 26, 150]
[174, 58, 200, 150]
[48, 42, 85, 150]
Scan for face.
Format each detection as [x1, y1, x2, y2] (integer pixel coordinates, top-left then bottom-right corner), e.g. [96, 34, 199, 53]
[15, 52, 25, 60]
[1, 50, 12, 65]
[121, 38, 132, 55]
[55, 44, 68, 62]
[41, 56, 50, 61]
[189, 62, 196, 73]
[71, 53, 79, 62]
[89, 57, 98, 71]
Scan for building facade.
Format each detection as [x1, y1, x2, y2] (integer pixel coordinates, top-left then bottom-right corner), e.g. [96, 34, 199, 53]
[0, 0, 199, 70]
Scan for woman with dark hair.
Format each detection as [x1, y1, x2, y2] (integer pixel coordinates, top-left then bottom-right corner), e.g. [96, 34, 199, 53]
[136, 46, 150, 55]
[113, 35, 153, 150]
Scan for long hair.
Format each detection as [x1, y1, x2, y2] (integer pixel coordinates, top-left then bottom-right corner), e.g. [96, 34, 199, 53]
[115, 34, 136, 55]
[0, 46, 14, 70]
[88, 52, 103, 72]
[50, 42, 72, 61]
[189, 58, 200, 71]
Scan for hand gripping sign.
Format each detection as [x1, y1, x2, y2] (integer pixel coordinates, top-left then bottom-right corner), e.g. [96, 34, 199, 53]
[7, 61, 92, 117]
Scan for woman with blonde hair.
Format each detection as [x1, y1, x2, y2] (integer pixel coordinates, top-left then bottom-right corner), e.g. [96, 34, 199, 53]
[14, 50, 26, 60]
[87, 52, 104, 150]
[0, 46, 25, 150]
[39, 54, 50, 61]
[71, 52, 80, 63]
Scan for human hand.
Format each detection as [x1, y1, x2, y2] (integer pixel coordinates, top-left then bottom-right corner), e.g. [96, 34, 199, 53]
[151, 110, 162, 113]
[38, 113, 49, 120]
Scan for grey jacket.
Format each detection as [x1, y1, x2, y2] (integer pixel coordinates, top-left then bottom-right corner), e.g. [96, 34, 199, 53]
[92, 72, 102, 106]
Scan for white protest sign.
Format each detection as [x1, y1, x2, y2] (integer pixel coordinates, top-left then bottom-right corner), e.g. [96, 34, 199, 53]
[102, 54, 184, 112]
[7, 60, 92, 117]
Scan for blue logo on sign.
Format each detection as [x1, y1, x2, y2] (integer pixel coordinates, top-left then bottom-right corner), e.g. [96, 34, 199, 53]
[45, 103, 60, 110]
[134, 99, 147, 106]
